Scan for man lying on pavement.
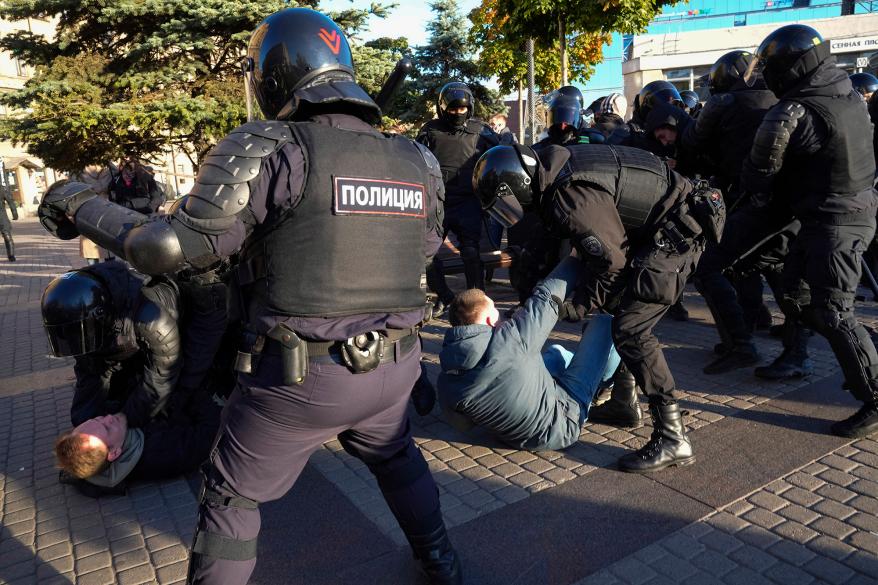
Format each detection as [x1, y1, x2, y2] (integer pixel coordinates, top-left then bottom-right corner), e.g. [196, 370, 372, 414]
[437, 255, 621, 450]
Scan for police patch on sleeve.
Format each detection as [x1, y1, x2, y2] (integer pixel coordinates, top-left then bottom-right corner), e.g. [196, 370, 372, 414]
[334, 177, 426, 218]
[581, 235, 603, 256]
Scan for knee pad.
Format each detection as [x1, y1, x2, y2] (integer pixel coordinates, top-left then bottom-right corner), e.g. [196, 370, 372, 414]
[191, 464, 259, 563]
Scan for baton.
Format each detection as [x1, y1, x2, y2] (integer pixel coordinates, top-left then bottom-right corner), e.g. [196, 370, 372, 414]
[374, 58, 413, 113]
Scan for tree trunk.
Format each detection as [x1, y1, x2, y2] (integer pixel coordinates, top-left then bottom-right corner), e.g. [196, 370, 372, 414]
[517, 79, 524, 144]
[559, 13, 568, 86]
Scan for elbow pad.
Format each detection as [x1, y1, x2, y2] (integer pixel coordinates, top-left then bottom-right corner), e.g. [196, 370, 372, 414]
[123, 220, 187, 275]
[750, 101, 806, 175]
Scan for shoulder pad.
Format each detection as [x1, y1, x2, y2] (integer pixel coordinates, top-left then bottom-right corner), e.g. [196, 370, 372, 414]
[414, 141, 441, 174]
[707, 93, 734, 108]
[767, 100, 807, 123]
[185, 121, 294, 220]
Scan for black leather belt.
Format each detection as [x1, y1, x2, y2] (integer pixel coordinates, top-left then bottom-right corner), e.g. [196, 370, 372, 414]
[262, 330, 418, 365]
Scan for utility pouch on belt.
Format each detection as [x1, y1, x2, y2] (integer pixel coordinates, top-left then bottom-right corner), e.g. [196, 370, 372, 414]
[341, 331, 385, 374]
[688, 182, 726, 244]
[266, 324, 309, 385]
[235, 330, 264, 375]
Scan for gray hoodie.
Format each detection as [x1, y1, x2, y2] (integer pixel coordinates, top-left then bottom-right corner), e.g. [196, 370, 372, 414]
[85, 428, 144, 488]
[437, 257, 584, 450]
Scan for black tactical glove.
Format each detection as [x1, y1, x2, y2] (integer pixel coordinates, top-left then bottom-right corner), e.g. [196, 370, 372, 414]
[39, 181, 98, 239]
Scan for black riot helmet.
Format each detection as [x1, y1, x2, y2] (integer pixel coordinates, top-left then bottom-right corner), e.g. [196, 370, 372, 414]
[637, 80, 683, 122]
[850, 72, 878, 99]
[709, 50, 755, 94]
[246, 8, 380, 123]
[472, 145, 540, 228]
[744, 24, 830, 97]
[547, 94, 583, 130]
[556, 85, 585, 109]
[680, 90, 700, 111]
[437, 82, 474, 127]
[41, 271, 113, 357]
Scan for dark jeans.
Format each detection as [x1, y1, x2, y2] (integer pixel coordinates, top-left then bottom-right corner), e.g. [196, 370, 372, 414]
[781, 217, 878, 405]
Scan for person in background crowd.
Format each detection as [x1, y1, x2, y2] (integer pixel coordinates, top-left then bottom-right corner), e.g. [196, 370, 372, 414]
[110, 158, 164, 215]
[0, 155, 18, 262]
[70, 163, 117, 264]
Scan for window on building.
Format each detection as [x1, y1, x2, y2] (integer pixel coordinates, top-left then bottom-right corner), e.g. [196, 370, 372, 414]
[664, 66, 711, 93]
[14, 58, 29, 77]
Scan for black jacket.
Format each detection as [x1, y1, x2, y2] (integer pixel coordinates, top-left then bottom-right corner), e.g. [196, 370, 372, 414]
[742, 60, 877, 217]
[71, 263, 183, 428]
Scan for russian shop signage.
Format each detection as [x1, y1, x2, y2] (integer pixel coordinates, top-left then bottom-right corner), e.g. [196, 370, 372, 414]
[830, 36, 878, 53]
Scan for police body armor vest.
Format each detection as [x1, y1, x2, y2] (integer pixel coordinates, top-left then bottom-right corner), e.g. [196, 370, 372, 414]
[782, 92, 875, 199]
[424, 120, 489, 200]
[718, 89, 777, 187]
[242, 121, 428, 318]
[557, 144, 669, 228]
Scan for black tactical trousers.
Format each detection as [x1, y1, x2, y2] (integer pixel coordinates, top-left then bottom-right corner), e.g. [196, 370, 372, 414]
[426, 197, 484, 298]
[610, 238, 704, 404]
[692, 203, 799, 348]
[781, 217, 878, 405]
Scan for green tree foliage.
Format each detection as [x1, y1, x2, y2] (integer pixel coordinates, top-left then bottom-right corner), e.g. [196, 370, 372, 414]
[471, 0, 674, 92]
[398, 0, 505, 126]
[0, 0, 395, 172]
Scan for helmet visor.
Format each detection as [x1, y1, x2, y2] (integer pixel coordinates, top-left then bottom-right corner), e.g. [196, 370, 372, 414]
[742, 56, 764, 87]
[440, 88, 472, 111]
[45, 317, 105, 357]
[548, 102, 582, 129]
[486, 187, 525, 228]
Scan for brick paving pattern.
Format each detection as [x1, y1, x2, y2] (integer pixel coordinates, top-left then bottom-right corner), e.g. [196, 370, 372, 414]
[2, 218, 878, 584]
[574, 439, 878, 585]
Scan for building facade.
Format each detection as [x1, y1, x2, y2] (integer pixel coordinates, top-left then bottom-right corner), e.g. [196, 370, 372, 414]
[620, 2, 878, 117]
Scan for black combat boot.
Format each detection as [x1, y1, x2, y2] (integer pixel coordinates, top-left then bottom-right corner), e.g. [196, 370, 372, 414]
[703, 343, 760, 374]
[3, 235, 14, 262]
[588, 367, 641, 427]
[411, 363, 437, 416]
[830, 403, 878, 438]
[755, 326, 812, 380]
[407, 521, 463, 585]
[618, 402, 695, 473]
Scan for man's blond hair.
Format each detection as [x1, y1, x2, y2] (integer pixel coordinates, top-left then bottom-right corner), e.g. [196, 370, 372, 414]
[450, 289, 492, 326]
[54, 431, 108, 479]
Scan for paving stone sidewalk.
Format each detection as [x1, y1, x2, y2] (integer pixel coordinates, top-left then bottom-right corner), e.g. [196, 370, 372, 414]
[2, 218, 877, 585]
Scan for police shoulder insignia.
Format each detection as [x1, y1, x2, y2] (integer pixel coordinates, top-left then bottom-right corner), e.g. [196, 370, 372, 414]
[581, 235, 603, 256]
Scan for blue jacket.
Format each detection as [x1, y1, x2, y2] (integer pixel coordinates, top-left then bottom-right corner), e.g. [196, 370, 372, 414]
[437, 257, 583, 450]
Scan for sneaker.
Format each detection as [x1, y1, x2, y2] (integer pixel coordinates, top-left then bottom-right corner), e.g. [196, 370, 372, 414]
[830, 404, 878, 438]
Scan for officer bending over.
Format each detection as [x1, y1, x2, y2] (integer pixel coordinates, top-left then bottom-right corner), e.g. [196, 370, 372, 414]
[39, 8, 459, 585]
[741, 25, 878, 438]
[41, 260, 183, 429]
[474, 143, 725, 472]
[438, 255, 620, 451]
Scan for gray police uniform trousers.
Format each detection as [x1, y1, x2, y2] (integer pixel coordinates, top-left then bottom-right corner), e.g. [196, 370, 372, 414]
[188, 341, 439, 584]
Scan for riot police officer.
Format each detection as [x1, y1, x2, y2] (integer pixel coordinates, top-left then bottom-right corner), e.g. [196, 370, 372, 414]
[608, 80, 682, 150]
[41, 260, 183, 428]
[534, 94, 606, 151]
[474, 143, 725, 472]
[850, 71, 878, 102]
[741, 24, 878, 438]
[0, 156, 18, 261]
[39, 8, 459, 585]
[417, 82, 503, 304]
[678, 50, 806, 377]
[679, 90, 701, 116]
